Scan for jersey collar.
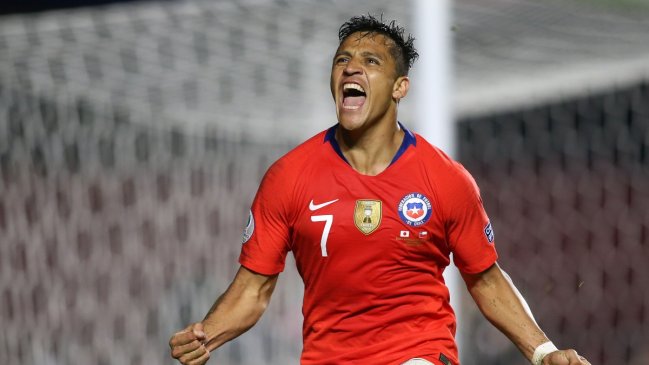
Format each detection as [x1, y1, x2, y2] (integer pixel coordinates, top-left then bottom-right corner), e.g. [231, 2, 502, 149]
[323, 121, 416, 166]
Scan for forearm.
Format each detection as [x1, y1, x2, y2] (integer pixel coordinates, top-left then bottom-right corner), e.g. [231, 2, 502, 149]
[463, 263, 549, 361]
[201, 266, 277, 351]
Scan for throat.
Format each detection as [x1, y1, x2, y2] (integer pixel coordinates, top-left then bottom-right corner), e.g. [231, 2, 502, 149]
[336, 126, 405, 176]
[346, 158, 390, 176]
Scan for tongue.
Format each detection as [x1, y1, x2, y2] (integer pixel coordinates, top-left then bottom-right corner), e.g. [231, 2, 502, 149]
[343, 95, 366, 107]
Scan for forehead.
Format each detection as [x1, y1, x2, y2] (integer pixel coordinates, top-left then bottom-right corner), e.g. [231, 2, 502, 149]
[336, 31, 396, 56]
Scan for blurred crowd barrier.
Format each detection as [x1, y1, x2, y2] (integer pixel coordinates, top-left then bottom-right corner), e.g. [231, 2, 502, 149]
[459, 82, 649, 365]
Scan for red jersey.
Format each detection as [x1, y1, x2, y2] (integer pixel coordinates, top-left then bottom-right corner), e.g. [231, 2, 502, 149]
[239, 124, 498, 365]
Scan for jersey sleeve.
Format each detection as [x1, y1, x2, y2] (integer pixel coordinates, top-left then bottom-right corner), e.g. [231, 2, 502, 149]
[442, 163, 498, 274]
[238, 159, 294, 275]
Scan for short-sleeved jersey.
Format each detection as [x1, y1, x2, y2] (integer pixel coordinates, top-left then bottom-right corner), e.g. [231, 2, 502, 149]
[239, 124, 498, 365]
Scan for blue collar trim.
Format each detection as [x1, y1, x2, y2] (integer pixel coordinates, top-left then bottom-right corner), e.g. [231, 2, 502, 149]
[323, 122, 416, 166]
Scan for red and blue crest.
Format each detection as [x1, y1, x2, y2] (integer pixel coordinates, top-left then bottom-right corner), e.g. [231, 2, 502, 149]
[398, 192, 432, 226]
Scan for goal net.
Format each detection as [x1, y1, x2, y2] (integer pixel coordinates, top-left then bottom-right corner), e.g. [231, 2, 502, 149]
[0, 1, 412, 364]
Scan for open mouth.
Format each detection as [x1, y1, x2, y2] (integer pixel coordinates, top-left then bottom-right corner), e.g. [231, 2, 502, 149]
[342, 83, 366, 110]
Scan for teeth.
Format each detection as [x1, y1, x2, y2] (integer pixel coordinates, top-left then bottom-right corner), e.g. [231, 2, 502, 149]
[343, 83, 365, 93]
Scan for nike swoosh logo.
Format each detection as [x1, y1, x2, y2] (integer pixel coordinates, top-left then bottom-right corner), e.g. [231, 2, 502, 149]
[309, 198, 339, 211]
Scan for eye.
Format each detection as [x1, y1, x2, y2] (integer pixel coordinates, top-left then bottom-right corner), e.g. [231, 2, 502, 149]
[367, 58, 380, 65]
[336, 57, 349, 64]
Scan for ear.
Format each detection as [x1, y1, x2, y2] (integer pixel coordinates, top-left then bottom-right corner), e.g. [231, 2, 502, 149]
[392, 76, 410, 101]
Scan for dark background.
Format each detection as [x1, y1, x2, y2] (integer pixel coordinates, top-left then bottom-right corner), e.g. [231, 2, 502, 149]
[0, 0, 150, 15]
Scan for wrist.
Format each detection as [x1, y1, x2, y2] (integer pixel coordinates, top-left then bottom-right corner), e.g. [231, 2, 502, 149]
[531, 341, 558, 365]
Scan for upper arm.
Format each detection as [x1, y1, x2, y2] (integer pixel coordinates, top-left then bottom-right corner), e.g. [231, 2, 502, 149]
[239, 159, 295, 275]
[461, 262, 502, 291]
[461, 262, 523, 299]
[230, 265, 279, 303]
[440, 163, 498, 274]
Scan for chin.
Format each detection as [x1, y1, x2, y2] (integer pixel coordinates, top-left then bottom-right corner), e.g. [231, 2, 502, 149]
[337, 116, 367, 132]
[337, 108, 369, 131]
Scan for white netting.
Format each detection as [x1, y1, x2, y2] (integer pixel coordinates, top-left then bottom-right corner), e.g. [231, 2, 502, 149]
[0, 2, 412, 364]
[454, 0, 649, 116]
[0, 0, 416, 142]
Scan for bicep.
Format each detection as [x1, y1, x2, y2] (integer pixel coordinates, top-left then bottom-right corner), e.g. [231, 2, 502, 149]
[461, 262, 521, 299]
[462, 262, 519, 304]
[230, 265, 279, 303]
[239, 161, 294, 275]
[441, 165, 498, 273]
[461, 262, 501, 292]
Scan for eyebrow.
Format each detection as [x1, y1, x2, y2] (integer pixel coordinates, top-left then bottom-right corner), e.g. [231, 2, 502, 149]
[334, 50, 385, 60]
[361, 51, 383, 60]
[334, 50, 352, 58]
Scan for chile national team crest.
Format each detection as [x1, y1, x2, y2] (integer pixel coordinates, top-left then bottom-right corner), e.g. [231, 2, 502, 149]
[398, 193, 432, 226]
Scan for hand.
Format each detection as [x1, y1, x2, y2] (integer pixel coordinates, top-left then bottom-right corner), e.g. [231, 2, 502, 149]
[169, 322, 210, 365]
[543, 349, 591, 365]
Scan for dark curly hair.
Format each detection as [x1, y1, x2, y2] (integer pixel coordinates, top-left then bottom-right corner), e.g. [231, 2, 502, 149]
[338, 14, 418, 76]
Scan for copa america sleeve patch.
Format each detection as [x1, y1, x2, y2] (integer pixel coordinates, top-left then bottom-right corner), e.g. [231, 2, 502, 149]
[242, 210, 255, 244]
[484, 221, 494, 243]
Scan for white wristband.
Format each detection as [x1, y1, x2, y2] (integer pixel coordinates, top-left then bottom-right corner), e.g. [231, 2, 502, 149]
[532, 341, 559, 365]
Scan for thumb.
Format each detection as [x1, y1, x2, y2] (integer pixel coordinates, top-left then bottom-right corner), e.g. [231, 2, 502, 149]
[192, 322, 206, 341]
[544, 351, 569, 365]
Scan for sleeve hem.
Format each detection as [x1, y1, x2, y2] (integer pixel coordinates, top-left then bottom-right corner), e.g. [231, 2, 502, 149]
[239, 256, 284, 276]
[456, 251, 498, 275]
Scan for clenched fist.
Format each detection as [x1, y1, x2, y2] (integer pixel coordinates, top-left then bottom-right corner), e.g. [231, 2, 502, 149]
[169, 323, 210, 365]
[543, 349, 591, 365]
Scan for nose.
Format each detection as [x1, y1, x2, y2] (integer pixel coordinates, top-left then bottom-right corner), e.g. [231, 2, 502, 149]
[343, 58, 363, 76]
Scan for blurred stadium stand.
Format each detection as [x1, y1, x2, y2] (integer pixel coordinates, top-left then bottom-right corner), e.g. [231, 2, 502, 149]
[0, 0, 648, 364]
[459, 82, 649, 365]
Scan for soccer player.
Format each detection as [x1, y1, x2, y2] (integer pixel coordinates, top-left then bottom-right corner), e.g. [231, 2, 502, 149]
[169, 15, 591, 365]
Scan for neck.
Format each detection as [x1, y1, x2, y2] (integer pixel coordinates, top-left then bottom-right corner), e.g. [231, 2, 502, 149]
[336, 118, 404, 176]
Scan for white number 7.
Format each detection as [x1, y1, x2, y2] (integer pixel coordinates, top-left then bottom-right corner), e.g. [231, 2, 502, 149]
[311, 215, 333, 257]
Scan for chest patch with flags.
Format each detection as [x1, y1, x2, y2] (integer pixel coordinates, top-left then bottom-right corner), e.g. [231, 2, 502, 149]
[398, 192, 432, 227]
[354, 200, 382, 235]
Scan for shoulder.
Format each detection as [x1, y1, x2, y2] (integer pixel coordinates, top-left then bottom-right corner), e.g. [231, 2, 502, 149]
[412, 133, 482, 216]
[413, 133, 476, 184]
[254, 129, 329, 219]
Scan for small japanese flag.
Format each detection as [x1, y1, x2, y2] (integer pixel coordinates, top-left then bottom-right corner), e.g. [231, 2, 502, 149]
[400, 231, 410, 238]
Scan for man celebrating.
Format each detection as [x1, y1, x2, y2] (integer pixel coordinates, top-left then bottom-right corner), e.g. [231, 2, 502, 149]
[170, 15, 590, 365]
